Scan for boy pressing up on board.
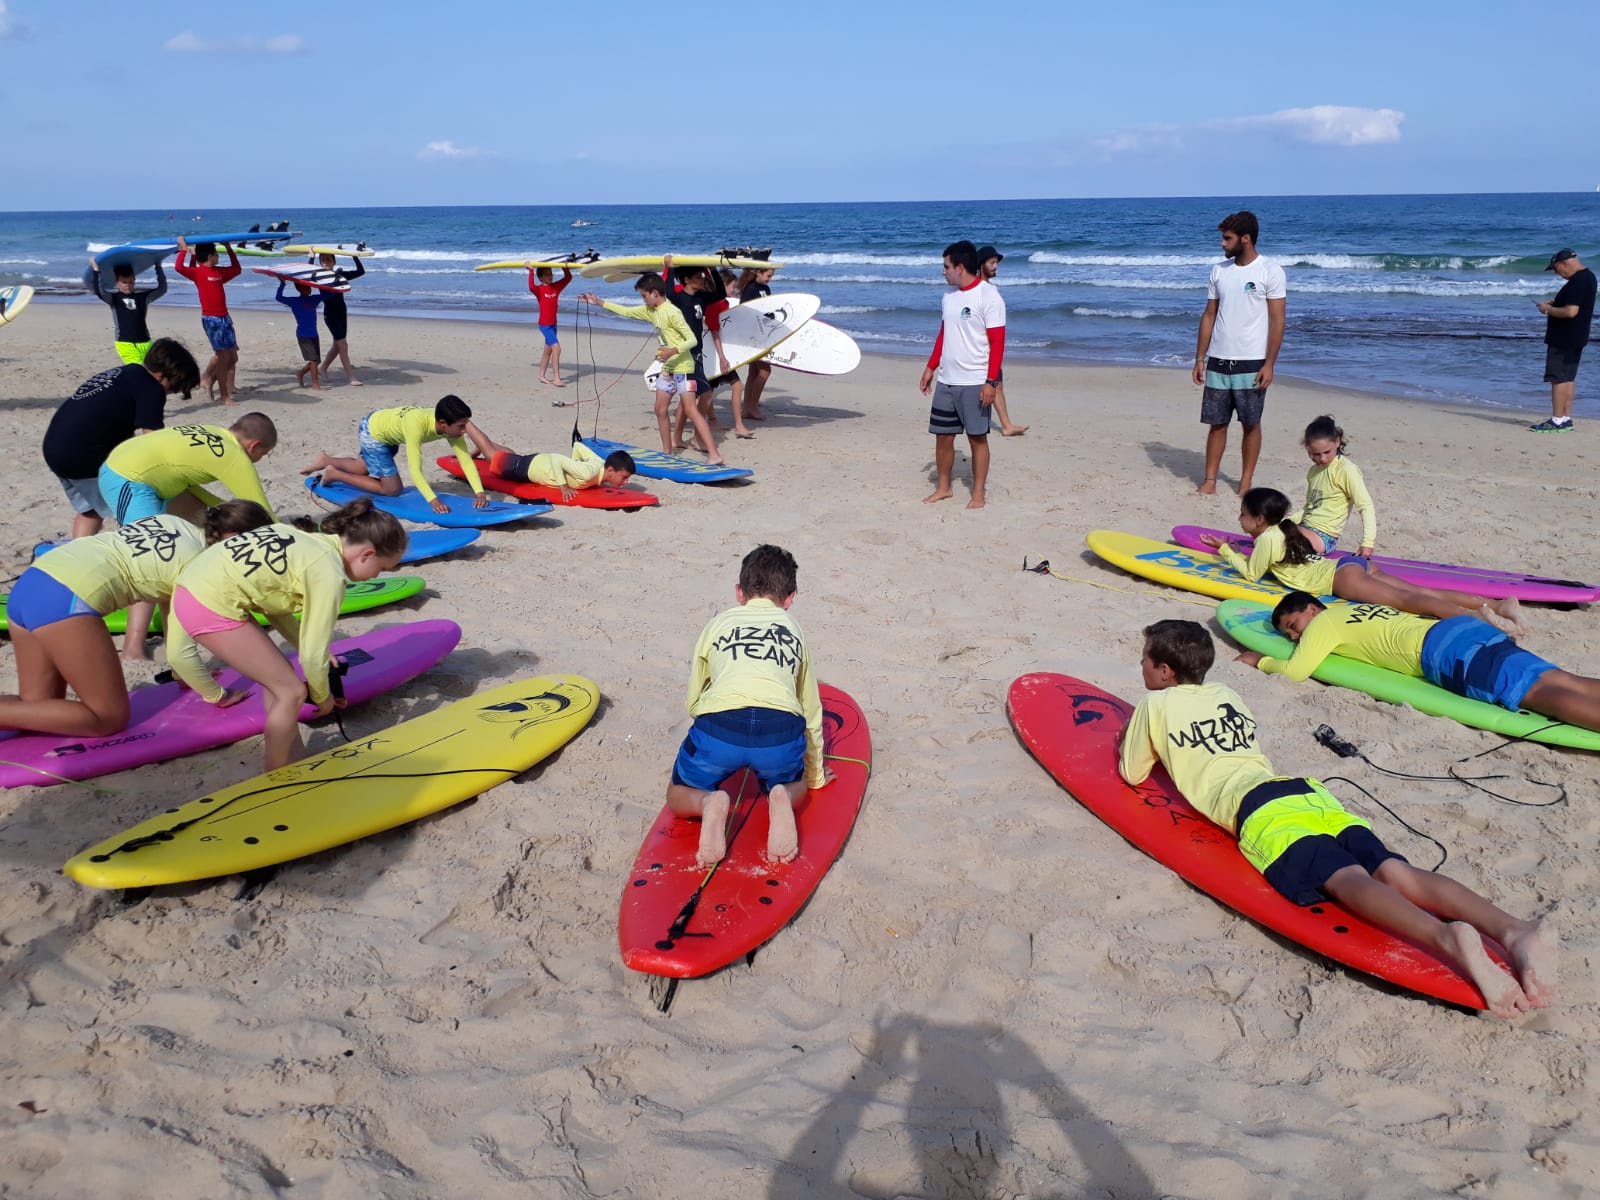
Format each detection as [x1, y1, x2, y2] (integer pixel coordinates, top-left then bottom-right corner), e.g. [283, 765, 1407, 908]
[484, 442, 635, 501]
[578, 275, 725, 465]
[669, 544, 831, 869]
[1118, 618, 1556, 1019]
[302, 396, 508, 514]
[275, 279, 324, 391]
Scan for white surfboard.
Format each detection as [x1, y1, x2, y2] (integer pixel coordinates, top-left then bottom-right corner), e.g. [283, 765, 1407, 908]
[761, 318, 861, 375]
[644, 292, 819, 389]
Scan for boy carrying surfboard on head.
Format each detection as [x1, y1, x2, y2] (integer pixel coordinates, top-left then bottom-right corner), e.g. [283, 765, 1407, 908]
[668, 544, 831, 870]
[1120, 618, 1556, 1019]
[530, 265, 573, 387]
[274, 279, 324, 391]
[173, 236, 243, 405]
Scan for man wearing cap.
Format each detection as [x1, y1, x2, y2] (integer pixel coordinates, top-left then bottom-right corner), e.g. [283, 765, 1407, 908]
[1530, 249, 1596, 432]
[976, 246, 1029, 437]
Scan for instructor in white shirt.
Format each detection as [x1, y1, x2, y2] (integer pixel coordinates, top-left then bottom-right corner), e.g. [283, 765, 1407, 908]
[920, 239, 1006, 510]
[1192, 211, 1286, 495]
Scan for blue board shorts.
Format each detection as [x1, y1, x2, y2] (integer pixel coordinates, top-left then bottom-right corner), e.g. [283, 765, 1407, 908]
[7, 568, 103, 632]
[538, 323, 559, 346]
[202, 314, 238, 352]
[97, 464, 165, 524]
[672, 707, 807, 793]
[1304, 527, 1339, 555]
[357, 414, 401, 479]
[1420, 614, 1557, 712]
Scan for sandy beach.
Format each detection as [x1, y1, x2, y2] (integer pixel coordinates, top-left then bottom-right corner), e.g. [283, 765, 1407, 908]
[1, 299, 1597, 1199]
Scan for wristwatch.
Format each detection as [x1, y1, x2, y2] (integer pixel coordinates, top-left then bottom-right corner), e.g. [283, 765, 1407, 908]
[984, 378, 1000, 386]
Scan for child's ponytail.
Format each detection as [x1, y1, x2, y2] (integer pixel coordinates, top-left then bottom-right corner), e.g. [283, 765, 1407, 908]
[1242, 486, 1320, 565]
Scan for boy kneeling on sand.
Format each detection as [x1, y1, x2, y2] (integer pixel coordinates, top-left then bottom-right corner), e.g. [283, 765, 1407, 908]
[668, 545, 831, 869]
[1118, 618, 1556, 1019]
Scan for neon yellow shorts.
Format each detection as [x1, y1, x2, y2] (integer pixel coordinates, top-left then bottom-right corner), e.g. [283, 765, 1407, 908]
[116, 340, 153, 365]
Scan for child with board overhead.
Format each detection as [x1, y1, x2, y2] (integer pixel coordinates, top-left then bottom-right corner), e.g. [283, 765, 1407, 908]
[1120, 618, 1556, 1019]
[301, 396, 503, 514]
[172, 236, 242, 405]
[483, 442, 635, 501]
[316, 251, 365, 386]
[578, 275, 725, 466]
[88, 254, 167, 365]
[275, 278, 324, 390]
[1199, 488, 1523, 635]
[529, 264, 573, 387]
[166, 499, 408, 771]
[1292, 414, 1376, 556]
[0, 501, 275, 738]
[668, 544, 830, 870]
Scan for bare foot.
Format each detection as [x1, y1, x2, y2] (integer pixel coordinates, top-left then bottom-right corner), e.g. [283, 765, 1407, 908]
[735, 432, 756, 439]
[1478, 605, 1521, 638]
[1236, 476, 1254, 495]
[671, 442, 692, 453]
[301, 453, 332, 476]
[1195, 478, 1218, 495]
[349, 379, 364, 386]
[1001, 425, 1030, 437]
[744, 410, 766, 421]
[923, 488, 953, 505]
[695, 790, 730, 869]
[765, 785, 798, 863]
[552, 379, 566, 388]
[1444, 922, 1529, 1019]
[1500, 920, 1559, 1007]
[966, 493, 986, 510]
[706, 457, 726, 466]
[1491, 597, 1527, 638]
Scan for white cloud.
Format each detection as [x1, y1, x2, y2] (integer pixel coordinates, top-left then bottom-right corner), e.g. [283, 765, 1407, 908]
[1090, 126, 1182, 157]
[1211, 105, 1405, 146]
[0, 1, 22, 40]
[163, 31, 309, 54]
[0, 3, 11, 39]
[419, 140, 482, 160]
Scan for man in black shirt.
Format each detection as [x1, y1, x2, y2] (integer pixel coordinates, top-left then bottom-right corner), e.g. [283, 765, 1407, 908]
[1530, 248, 1596, 432]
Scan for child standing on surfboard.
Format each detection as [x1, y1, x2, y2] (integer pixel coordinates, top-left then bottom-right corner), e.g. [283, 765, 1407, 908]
[529, 265, 573, 387]
[669, 544, 831, 869]
[1199, 488, 1524, 635]
[1293, 414, 1376, 556]
[1120, 618, 1556, 1019]
[274, 279, 324, 391]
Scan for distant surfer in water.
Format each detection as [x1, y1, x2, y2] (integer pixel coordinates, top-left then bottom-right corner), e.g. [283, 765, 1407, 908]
[1121, 618, 1556, 1019]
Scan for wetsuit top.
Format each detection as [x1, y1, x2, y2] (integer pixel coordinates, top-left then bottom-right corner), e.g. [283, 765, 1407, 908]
[740, 280, 771, 303]
[169, 527, 346, 704]
[599, 300, 696, 374]
[1118, 682, 1277, 833]
[529, 268, 572, 324]
[93, 263, 167, 343]
[42, 365, 166, 480]
[105, 424, 274, 516]
[666, 268, 727, 358]
[685, 598, 825, 788]
[34, 515, 206, 615]
[320, 257, 364, 320]
[1255, 604, 1432, 681]
[1292, 455, 1377, 547]
[364, 406, 485, 502]
[173, 249, 241, 317]
[1215, 525, 1340, 596]
[275, 281, 323, 338]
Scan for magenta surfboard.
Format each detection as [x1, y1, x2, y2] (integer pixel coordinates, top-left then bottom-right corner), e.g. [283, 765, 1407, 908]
[0, 620, 461, 789]
[1169, 526, 1600, 604]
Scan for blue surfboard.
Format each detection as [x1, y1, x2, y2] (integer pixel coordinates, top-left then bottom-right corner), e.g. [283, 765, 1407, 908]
[305, 476, 551, 529]
[580, 437, 752, 484]
[85, 234, 295, 288]
[35, 526, 481, 566]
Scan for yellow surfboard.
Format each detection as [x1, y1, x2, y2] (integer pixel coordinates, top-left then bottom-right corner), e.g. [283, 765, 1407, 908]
[475, 257, 595, 272]
[283, 244, 374, 257]
[578, 253, 783, 283]
[1085, 530, 1339, 605]
[64, 676, 600, 889]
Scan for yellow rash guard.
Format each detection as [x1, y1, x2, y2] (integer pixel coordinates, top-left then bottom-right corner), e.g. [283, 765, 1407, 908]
[601, 300, 695, 374]
[1216, 524, 1341, 596]
[1293, 455, 1376, 548]
[365, 406, 484, 503]
[104, 424, 273, 515]
[1256, 604, 1431, 681]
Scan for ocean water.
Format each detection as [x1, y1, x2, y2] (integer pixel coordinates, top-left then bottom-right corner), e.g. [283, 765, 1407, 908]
[3, 193, 1595, 411]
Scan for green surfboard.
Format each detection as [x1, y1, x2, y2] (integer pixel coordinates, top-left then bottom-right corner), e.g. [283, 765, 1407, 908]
[0, 576, 426, 635]
[1216, 599, 1600, 750]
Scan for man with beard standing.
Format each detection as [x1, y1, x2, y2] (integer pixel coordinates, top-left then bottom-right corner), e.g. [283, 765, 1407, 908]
[1192, 211, 1286, 495]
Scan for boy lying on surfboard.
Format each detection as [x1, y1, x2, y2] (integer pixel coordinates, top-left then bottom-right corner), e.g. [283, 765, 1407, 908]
[479, 440, 635, 502]
[1120, 618, 1556, 1019]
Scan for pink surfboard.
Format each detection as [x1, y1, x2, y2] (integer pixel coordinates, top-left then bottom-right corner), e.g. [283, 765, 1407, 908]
[1169, 526, 1600, 604]
[0, 620, 461, 789]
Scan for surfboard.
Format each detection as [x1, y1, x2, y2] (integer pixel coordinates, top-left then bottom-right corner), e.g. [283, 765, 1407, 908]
[1086, 530, 1337, 605]
[0, 620, 462, 790]
[0, 576, 426, 636]
[63, 675, 601, 889]
[304, 476, 552, 528]
[1216, 599, 1600, 750]
[473, 252, 600, 272]
[1006, 672, 1507, 1011]
[762, 318, 862, 375]
[252, 266, 350, 294]
[708, 293, 820, 371]
[283, 245, 374, 257]
[436, 456, 659, 509]
[0, 285, 34, 328]
[34, 532, 474, 568]
[618, 685, 871, 979]
[1171, 526, 1600, 605]
[579, 254, 784, 284]
[578, 437, 752, 484]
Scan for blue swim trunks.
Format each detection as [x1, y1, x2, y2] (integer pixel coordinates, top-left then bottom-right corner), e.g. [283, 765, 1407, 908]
[7, 568, 102, 632]
[1420, 614, 1557, 712]
[97, 464, 165, 524]
[202, 314, 238, 352]
[1304, 527, 1339, 555]
[538, 323, 559, 346]
[356, 413, 400, 479]
[672, 706, 807, 793]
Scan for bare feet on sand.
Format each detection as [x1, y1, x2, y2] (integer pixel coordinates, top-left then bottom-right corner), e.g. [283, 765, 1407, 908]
[1443, 922, 1531, 1018]
[743, 410, 766, 421]
[1195, 477, 1218, 495]
[923, 488, 953, 505]
[695, 790, 730, 869]
[300, 453, 332, 476]
[966, 492, 986, 510]
[765, 785, 799, 863]
[1500, 920, 1559, 1008]
[1236, 476, 1253, 495]
[1001, 425, 1030, 436]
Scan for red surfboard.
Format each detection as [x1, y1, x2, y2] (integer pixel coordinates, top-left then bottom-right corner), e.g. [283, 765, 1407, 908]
[250, 266, 349, 294]
[1007, 672, 1509, 1011]
[437, 456, 659, 509]
[618, 685, 870, 979]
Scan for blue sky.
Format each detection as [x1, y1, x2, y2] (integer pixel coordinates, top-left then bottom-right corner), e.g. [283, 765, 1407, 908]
[3, 0, 1596, 209]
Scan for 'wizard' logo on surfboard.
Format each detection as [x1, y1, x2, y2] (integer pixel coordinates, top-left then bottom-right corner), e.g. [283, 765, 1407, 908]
[474, 683, 591, 738]
[754, 304, 794, 334]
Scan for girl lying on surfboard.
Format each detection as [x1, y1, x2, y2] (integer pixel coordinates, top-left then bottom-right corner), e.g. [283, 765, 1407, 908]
[1199, 488, 1524, 636]
[1294, 414, 1376, 556]
[0, 502, 274, 739]
[165, 498, 408, 772]
[1122, 618, 1556, 1019]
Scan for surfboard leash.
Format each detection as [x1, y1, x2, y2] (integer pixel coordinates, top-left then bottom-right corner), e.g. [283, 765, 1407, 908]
[0, 760, 120, 792]
[1314, 723, 1567, 809]
[660, 772, 759, 947]
[1024, 556, 1219, 609]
